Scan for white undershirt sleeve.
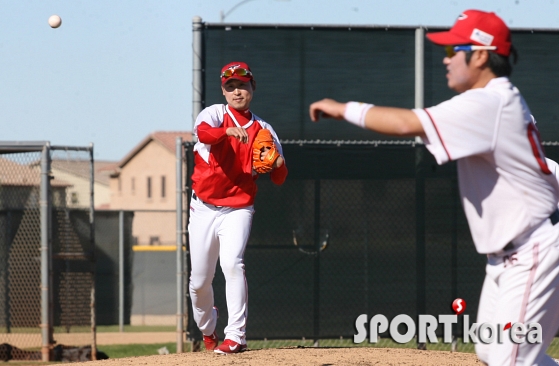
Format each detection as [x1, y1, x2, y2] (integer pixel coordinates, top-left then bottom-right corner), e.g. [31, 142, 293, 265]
[194, 104, 225, 134]
[194, 104, 226, 163]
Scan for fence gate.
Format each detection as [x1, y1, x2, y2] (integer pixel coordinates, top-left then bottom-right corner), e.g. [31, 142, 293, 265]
[0, 142, 96, 362]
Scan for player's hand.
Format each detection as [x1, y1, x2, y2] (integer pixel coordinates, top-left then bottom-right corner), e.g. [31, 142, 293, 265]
[226, 127, 248, 143]
[309, 99, 346, 122]
[260, 147, 284, 168]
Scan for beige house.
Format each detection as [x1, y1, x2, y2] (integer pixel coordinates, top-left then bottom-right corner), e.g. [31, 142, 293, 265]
[50, 160, 116, 209]
[109, 131, 192, 246]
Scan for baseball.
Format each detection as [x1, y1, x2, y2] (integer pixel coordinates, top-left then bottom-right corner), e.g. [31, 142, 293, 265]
[48, 15, 62, 28]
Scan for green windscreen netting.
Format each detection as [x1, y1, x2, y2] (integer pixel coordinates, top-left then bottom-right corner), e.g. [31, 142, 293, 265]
[202, 25, 559, 141]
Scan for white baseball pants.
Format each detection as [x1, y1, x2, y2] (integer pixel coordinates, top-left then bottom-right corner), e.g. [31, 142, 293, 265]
[188, 195, 254, 345]
[475, 218, 559, 366]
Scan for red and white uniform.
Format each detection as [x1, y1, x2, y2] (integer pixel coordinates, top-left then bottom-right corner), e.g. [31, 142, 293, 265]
[414, 77, 559, 366]
[189, 103, 287, 345]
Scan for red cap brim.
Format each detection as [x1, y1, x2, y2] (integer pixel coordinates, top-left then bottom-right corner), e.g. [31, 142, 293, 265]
[426, 31, 471, 46]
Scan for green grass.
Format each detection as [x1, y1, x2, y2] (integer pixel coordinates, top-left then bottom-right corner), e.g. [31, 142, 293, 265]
[97, 342, 177, 359]
[96, 325, 175, 333]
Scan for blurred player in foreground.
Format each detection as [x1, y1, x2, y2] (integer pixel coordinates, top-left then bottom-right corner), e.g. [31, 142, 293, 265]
[189, 61, 287, 354]
[310, 10, 559, 366]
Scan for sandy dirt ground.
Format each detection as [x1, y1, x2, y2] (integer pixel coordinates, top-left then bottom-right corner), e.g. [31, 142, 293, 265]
[3, 332, 484, 365]
[74, 346, 483, 366]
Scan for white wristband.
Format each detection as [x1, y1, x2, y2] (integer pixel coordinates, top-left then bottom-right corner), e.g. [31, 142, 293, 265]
[343, 102, 374, 128]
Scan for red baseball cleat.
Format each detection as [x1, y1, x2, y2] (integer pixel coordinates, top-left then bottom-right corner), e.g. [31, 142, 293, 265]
[203, 331, 219, 351]
[213, 339, 247, 354]
[203, 307, 220, 351]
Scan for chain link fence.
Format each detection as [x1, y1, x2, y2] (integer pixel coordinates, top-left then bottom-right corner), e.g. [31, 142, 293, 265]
[0, 149, 44, 359]
[0, 143, 96, 361]
[50, 148, 95, 350]
[182, 141, 559, 357]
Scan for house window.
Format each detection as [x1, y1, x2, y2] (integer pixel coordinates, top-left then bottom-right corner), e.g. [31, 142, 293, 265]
[147, 177, 152, 198]
[71, 192, 79, 205]
[161, 176, 166, 198]
[149, 236, 161, 245]
[131, 177, 135, 195]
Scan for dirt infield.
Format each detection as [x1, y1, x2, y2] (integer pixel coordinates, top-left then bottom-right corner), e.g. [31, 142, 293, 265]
[74, 347, 483, 366]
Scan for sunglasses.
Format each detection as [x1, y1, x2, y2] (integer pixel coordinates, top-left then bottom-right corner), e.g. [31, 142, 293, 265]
[444, 45, 498, 58]
[220, 67, 253, 79]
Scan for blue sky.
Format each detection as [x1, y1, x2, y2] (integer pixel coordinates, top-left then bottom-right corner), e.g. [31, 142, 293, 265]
[2, 0, 558, 161]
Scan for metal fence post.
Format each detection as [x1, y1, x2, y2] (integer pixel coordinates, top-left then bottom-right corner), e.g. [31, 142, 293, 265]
[119, 210, 124, 333]
[415, 145, 426, 350]
[90, 287, 97, 360]
[313, 179, 321, 347]
[414, 26, 427, 350]
[451, 177, 459, 351]
[415, 27, 424, 146]
[40, 142, 51, 361]
[89, 143, 97, 361]
[415, 27, 424, 111]
[3, 211, 11, 333]
[192, 16, 203, 143]
[183, 142, 201, 350]
[176, 137, 184, 353]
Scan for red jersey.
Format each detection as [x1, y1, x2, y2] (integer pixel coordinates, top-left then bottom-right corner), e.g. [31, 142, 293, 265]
[192, 104, 287, 208]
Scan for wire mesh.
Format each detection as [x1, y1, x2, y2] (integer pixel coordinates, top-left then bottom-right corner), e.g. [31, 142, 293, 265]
[0, 146, 95, 361]
[0, 151, 43, 355]
[50, 148, 95, 347]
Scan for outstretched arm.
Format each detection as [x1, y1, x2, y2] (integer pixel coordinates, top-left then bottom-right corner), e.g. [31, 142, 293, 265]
[309, 99, 425, 137]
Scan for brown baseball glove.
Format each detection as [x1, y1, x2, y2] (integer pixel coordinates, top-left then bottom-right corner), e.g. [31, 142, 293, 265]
[252, 128, 279, 174]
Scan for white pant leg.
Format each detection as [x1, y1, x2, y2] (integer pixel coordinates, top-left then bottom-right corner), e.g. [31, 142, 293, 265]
[188, 198, 220, 336]
[475, 273, 498, 364]
[217, 205, 254, 344]
[476, 220, 559, 366]
[516, 239, 559, 366]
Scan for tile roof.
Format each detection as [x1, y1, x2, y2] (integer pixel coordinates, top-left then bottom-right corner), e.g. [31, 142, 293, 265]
[51, 160, 118, 186]
[115, 131, 192, 170]
[0, 157, 70, 187]
[152, 131, 193, 152]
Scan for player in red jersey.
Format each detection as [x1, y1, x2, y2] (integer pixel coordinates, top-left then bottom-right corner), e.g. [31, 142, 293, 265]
[188, 61, 287, 354]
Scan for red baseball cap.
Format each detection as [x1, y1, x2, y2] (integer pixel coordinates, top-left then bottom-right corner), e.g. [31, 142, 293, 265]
[220, 61, 254, 85]
[426, 10, 512, 57]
